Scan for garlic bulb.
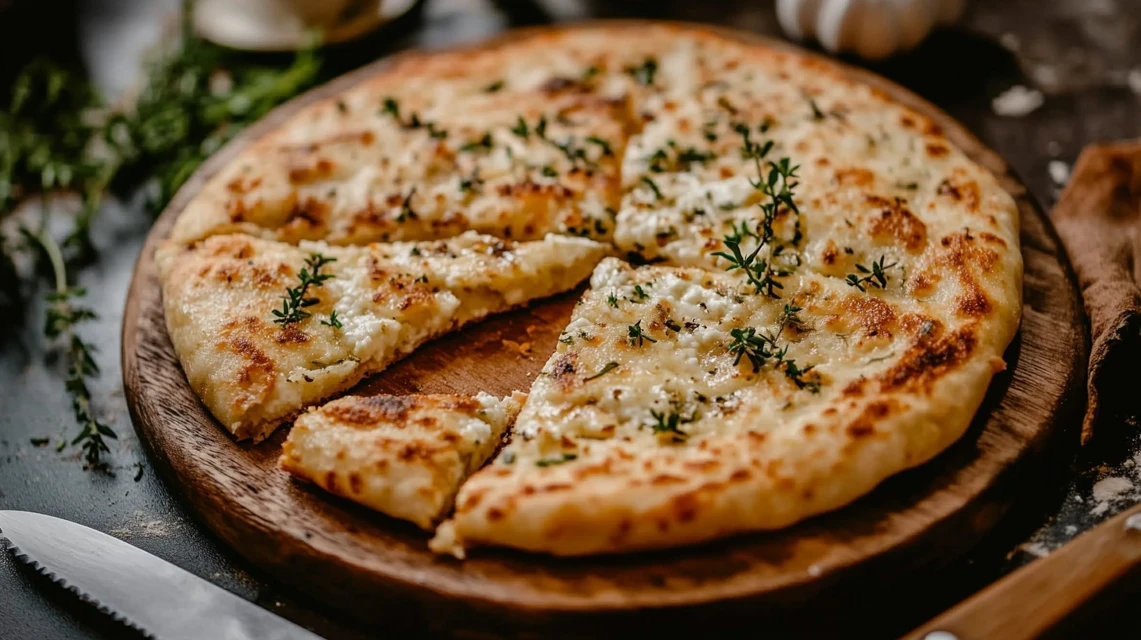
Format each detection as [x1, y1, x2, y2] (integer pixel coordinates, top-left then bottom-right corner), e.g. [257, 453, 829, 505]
[777, 0, 966, 60]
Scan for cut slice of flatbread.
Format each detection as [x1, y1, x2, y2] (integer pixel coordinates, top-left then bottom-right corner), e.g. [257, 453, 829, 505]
[169, 75, 634, 249]
[281, 392, 525, 529]
[432, 251, 1019, 557]
[156, 231, 606, 442]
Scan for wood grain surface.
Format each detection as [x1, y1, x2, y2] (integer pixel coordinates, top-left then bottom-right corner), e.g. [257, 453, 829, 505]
[120, 22, 1088, 635]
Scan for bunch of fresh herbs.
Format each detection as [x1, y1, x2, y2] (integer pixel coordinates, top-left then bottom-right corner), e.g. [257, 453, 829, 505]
[0, 10, 323, 468]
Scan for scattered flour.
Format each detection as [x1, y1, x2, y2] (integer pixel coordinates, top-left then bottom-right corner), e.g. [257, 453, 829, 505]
[1048, 160, 1070, 186]
[1018, 542, 1051, 558]
[992, 85, 1044, 117]
[1092, 476, 1133, 502]
[108, 510, 178, 540]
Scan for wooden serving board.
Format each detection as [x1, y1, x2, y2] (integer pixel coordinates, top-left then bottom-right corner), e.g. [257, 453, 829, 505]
[121, 22, 1088, 636]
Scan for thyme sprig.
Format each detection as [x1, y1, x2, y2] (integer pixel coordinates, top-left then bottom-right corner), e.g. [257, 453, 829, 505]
[32, 227, 115, 466]
[650, 408, 694, 443]
[536, 453, 578, 467]
[626, 58, 658, 86]
[726, 304, 820, 392]
[710, 123, 802, 298]
[272, 253, 336, 325]
[627, 319, 657, 346]
[845, 255, 897, 292]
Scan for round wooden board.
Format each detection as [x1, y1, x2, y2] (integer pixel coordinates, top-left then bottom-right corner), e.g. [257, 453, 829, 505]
[122, 22, 1088, 636]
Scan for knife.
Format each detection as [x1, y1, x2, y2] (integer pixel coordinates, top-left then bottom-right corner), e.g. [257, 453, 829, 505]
[0, 510, 324, 640]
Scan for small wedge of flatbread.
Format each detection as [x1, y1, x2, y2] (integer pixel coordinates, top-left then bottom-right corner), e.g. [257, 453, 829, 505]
[157, 231, 605, 442]
[432, 249, 1019, 557]
[281, 392, 525, 529]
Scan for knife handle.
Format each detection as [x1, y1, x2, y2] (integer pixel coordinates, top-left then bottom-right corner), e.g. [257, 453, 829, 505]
[903, 503, 1141, 640]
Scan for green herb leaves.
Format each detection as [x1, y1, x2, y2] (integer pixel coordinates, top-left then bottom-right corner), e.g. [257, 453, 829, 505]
[584, 361, 619, 381]
[726, 328, 820, 392]
[711, 122, 802, 298]
[650, 409, 693, 443]
[845, 255, 897, 292]
[31, 229, 116, 466]
[536, 453, 578, 467]
[273, 253, 336, 326]
[726, 304, 820, 392]
[626, 58, 658, 86]
[627, 319, 657, 347]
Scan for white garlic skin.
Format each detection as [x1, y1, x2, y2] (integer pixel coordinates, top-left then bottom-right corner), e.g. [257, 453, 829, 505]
[777, 0, 966, 60]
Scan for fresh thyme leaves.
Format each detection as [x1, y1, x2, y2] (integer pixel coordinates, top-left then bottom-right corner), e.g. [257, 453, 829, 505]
[395, 187, 417, 222]
[640, 176, 663, 200]
[845, 255, 897, 292]
[779, 304, 806, 332]
[32, 228, 115, 466]
[321, 310, 343, 329]
[459, 132, 493, 153]
[607, 293, 619, 308]
[727, 327, 778, 372]
[540, 165, 558, 178]
[584, 361, 619, 381]
[627, 319, 657, 346]
[508, 114, 597, 167]
[712, 227, 785, 297]
[585, 136, 613, 156]
[627, 58, 658, 86]
[536, 453, 578, 467]
[710, 122, 802, 298]
[726, 327, 820, 391]
[781, 357, 820, 392]
[459, 170, 484, 194]
[806, 95, 826, 121]
[484, 80, 505, 93]
[272, 253, 336, 325]
[381, 97, 422, 129]
[510, 116, 530, 139]
[650, 409, 693, 442]
[2, 20, 322, 472]
[647, 140, 716, 172]
[633, 284, 650, 301]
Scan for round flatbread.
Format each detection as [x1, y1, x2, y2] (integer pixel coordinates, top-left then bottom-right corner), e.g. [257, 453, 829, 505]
[162, 23, 1022, 557]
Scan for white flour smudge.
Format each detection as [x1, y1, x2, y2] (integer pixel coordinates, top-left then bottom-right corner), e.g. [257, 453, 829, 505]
[992, 85, 1045, 117]
[1048, 161, 1070, 186]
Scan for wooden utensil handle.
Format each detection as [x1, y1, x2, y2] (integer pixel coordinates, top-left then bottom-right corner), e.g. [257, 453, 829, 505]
[904, 504, 1141, 640]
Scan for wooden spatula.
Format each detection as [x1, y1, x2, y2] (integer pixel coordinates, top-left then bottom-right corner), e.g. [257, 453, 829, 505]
[904, 503, 1141, 639]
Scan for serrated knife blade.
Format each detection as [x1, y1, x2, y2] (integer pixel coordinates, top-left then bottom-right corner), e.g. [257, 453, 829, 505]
[0, 510, 323, 640]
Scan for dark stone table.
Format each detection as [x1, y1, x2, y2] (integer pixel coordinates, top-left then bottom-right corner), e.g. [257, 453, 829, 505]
[2, 0, 1139, 637]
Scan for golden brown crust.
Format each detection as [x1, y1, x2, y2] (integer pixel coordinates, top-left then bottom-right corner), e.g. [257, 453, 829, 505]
[280, 392, 524, 529]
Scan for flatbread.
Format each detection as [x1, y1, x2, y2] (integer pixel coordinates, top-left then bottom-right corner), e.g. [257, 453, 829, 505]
[168, 56, 638, 248]
[433, 244, 1018, 556]
[159, 23, 1023, 557]
[281, 392, 525, 529]
[157, 231, 605, 441]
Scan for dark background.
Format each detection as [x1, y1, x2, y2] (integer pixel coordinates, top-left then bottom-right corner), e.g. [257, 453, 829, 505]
[2, 0, 1140, 637]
